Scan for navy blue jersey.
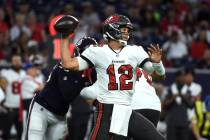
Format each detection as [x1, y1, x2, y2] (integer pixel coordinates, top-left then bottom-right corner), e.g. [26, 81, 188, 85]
[35, 63, 88, 116]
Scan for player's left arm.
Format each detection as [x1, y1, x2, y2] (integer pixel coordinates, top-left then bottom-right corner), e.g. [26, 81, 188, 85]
[142, 44, 166, 80]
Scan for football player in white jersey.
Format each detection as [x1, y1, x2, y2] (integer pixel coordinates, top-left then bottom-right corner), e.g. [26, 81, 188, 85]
[59, 14, 166, 140]
[131, 68, 161, 127]
[20, 56, 43, 140]
[0, 54, 26, 140]
[29, 54, 46, 85]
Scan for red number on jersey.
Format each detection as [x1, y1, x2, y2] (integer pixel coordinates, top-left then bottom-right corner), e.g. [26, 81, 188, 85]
[107, 64, 118, 90]
[12, 81, 21, 94]
[118, 65, 133, 90]
[107, 64, 133, 90]
[136, 69, 152, 85]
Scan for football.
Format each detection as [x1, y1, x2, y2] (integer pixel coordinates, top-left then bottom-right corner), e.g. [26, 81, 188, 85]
[54, 15, 79, 37]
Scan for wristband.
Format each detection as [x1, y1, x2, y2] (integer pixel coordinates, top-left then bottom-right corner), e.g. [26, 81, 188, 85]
[152, 61, 165, 75]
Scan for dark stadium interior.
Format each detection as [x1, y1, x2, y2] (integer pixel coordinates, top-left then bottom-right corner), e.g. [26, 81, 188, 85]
[0, 0, 210, 140]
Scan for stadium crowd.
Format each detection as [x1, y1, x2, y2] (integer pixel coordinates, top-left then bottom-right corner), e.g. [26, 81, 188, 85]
[0, 0, 209, 140]
[0, 0, 209, 69]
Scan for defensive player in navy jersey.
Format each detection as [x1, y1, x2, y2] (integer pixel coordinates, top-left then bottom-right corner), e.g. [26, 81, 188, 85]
[25, 37, 97, 140]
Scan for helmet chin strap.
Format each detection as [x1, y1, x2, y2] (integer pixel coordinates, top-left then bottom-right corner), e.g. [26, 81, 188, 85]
[118, 39, 127, 46]
[118, 34, 129, 46]
[104, 32, 128, 46]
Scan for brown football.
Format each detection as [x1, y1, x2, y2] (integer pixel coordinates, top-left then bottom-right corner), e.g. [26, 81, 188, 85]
[54, 15, 79, 35]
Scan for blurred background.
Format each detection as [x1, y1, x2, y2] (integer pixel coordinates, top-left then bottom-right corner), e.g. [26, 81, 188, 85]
[0, 0, 209, 140]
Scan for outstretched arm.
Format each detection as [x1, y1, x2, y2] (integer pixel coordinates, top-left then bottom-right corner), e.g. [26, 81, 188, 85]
[60, 38, 79, 71]
[55, 15, 88, 71]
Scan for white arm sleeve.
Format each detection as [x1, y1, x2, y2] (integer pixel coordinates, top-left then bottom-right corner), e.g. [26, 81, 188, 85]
[143, 61, 166, 76]
[142, 61, 154, 75]
[152, 61, 166, 76]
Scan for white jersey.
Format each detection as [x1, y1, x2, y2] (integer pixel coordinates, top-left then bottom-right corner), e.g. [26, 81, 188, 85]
[1, 69, 26, 108]
[21, 75, 41, 99]
[131, 69, 161, 111]
[80, 82, 99, 100]
[81, 44, 149, 105]
[35, 73, 45, 85]
[181, 82, 202, 97]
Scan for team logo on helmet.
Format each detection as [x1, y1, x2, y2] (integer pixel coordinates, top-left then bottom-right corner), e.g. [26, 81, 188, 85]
[104, 15, 119, 24]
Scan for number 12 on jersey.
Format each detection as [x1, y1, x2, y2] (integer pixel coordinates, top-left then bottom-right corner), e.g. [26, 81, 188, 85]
[107, 64, 133, 90]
